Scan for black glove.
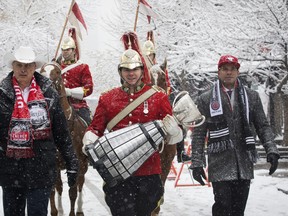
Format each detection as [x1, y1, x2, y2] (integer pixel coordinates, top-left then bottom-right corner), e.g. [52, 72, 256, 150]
[67, 170, 78, 187]
[189, 166, 206, 186]
[0, 150, 5, 157]
[267, 153, 280, 175]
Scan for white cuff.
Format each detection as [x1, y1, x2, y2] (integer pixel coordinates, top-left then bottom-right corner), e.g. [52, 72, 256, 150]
[82, 131, 99, 155]
[65, 87, 84, 100]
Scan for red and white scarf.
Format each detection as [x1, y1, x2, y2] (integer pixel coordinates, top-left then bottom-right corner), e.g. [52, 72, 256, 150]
[6, 76, 51, 159]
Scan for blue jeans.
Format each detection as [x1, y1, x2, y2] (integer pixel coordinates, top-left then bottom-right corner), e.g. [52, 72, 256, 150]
[2, 186, 52, 216]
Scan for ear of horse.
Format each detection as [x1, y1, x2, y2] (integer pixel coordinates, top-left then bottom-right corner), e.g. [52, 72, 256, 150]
[40, 64, 46, 73]
[51, 61, 62, 74]
[161, 58, 167, 71]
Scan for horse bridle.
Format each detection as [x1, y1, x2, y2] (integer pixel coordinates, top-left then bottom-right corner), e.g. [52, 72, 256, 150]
[40, 62, 62, 72]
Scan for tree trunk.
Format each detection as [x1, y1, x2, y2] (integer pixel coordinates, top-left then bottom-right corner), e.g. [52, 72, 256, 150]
[269, 93, 283, 137]
[275, 93, 283, 136]
[282, 94, 288, 146]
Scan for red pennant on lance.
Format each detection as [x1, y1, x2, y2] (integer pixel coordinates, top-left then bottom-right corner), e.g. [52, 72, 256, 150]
[139, 0, 159, 24]
[68, 2, 87, 40]
[72, 2, 87, 31]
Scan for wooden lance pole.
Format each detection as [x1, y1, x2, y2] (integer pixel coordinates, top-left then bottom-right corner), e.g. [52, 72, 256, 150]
[54, 0, 75, 60]
[133, 0, 141, 32]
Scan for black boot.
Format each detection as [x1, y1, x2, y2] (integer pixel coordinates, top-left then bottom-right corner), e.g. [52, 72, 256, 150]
[177, 151, 191, 163]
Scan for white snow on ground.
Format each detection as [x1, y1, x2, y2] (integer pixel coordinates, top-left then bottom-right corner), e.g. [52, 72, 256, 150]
[1, 157, 287, 216]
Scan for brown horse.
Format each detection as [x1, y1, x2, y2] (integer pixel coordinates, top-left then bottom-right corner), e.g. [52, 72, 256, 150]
[40, 63, 89, 216]
[150, 59, 177, 216]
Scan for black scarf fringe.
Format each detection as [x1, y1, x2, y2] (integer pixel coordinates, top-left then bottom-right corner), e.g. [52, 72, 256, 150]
[207, 139, 234, 154]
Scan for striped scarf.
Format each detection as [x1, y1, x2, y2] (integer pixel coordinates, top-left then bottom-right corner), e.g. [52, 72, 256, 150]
[208, 79, 258, 163]
[6, 76, 51, 159]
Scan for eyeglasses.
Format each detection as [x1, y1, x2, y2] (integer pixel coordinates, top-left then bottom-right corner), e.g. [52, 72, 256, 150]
[219, 66, 238, 72]
[13, 62, 36, 69]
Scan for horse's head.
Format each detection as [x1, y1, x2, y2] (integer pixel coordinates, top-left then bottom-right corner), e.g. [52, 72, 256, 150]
[40, 62, 61, 81]
[40, 62, 63, 92]
[150, 58, 168, 92]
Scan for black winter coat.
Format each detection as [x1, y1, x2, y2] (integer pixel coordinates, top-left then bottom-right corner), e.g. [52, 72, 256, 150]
[191, 85, 279, 182]
[0, 72, 78, 189]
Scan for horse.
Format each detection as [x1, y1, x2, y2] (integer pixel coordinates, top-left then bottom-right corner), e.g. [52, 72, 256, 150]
[40, 62, 89, 216]
[149, 59, 177, 216]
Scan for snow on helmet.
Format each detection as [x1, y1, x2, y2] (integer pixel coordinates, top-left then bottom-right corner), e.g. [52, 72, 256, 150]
[218, 55, 240, 69]
[118, 48, 143, 70]
[61, 37, 76, 50]
[142, 40, 155, 56]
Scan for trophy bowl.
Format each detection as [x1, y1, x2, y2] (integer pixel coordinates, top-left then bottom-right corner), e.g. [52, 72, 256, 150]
[172, 91, 205, 127]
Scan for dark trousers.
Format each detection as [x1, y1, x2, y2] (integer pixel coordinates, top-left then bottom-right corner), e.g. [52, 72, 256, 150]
[212, 179, 251, 216]
[2, 186, 52, 216]
[103, 175, 164, 216]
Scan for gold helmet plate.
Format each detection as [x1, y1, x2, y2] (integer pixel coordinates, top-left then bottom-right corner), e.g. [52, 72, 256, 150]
[61, 37, 76, 50]
[118, 49, 143, 70]
[142, 40, 155, 56]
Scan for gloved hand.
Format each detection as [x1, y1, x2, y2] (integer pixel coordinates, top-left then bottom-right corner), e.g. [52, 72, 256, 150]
[190, 166, 206, 186]
[162, 115, 183, 144]
[162, 114, 180, 136]
[0, 150, 5, 157]
[65, 87, 84, 99]
[267, 153, 279, 175]
[82, 131, 99, 155]
[67, 170, 77, 187]
[65, 88, 72, 97]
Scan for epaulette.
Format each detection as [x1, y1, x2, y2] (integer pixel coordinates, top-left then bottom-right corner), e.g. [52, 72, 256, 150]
[100, 86, 118, 95]
[151, 85, 166, 93]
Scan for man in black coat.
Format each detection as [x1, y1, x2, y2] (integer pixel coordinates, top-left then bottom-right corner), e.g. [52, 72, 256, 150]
[190, 55, 280, 216]
[0, 46, 78, 216]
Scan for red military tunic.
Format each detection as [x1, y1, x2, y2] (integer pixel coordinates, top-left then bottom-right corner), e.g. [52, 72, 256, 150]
[61, 62, 93, 109]
[87, 85, 173, 176]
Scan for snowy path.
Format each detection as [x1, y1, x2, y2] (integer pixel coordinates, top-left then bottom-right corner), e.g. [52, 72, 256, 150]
[0, 158, 287, 216]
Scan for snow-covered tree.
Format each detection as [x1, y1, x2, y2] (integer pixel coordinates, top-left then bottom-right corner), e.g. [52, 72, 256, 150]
[1, 0, 288, 145]
[111, 0, 288, 144]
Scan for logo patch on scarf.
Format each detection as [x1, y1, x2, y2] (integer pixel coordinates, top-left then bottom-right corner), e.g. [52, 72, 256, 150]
[211, 100, 220, 110]
[29, 103, 48, 126]
[28, 101, 51, 140]
[10, 120, 31, 146]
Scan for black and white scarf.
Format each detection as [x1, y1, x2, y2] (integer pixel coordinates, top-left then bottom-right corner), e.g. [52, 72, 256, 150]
[208, 79, 258, 163]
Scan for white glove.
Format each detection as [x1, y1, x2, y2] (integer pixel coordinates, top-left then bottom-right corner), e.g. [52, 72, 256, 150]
[65, 88, 72, 97]
[82, 130, 99, 155]
[65, 87, 84, 100]
[162, 114, 183, 144]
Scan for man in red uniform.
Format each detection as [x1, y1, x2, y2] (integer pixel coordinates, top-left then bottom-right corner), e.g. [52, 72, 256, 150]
[60, 36, 93, 125]
[82, 44, 182, 215]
